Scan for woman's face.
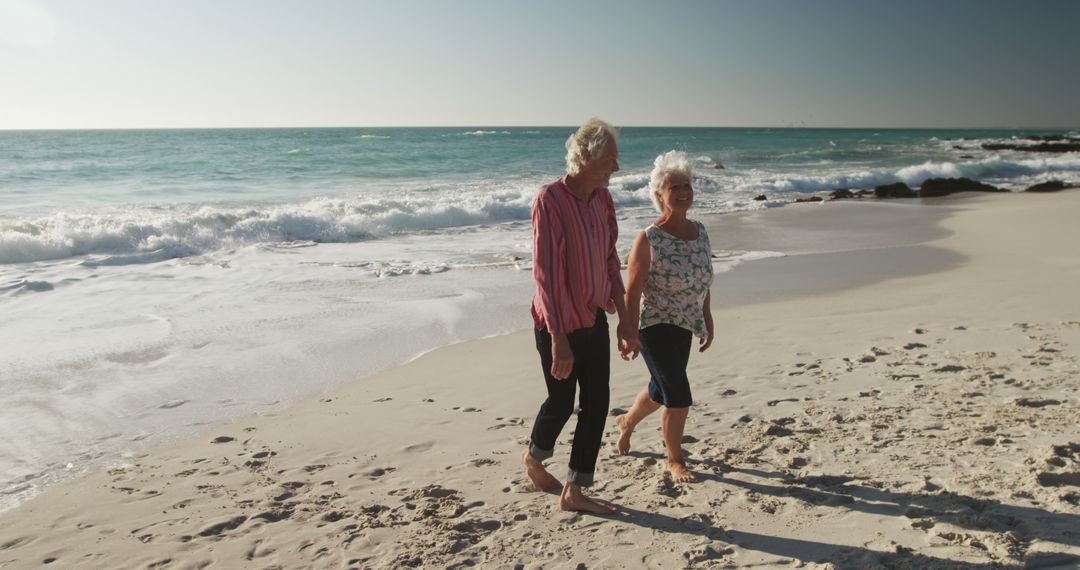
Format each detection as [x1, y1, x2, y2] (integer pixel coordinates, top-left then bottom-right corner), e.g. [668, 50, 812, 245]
[659, 171, 693, 213]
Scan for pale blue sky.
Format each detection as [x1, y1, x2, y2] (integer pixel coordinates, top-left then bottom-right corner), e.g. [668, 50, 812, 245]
[2, 0, 1077, 129]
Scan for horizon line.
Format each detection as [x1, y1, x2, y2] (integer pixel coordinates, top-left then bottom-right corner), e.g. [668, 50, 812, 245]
[1, 124, 1077, 132]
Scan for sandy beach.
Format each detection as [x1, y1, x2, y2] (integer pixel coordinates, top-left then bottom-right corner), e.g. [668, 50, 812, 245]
[1, 190, 1078, 569]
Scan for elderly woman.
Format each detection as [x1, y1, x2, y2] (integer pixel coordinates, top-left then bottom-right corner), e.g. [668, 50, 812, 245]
[619, 150, 714, 483]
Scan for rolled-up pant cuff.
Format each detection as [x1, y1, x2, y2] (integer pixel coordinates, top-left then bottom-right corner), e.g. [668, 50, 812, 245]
[566, 468, 594, 487]
[528, 442, 554, 462]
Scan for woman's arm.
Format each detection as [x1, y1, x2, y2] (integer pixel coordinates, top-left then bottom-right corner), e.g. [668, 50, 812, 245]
[699, 290, 714, 352]
[621, 231, 651, 360]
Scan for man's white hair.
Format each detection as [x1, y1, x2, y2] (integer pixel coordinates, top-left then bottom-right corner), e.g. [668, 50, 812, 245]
[565, 118, 618, 176]
[648, 150, 692, 213]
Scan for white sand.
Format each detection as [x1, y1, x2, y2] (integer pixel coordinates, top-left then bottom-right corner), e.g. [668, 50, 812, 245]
[1, 191, 1078, 569]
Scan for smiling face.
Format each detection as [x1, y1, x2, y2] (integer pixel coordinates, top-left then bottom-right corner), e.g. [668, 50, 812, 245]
[658, 171, 693, 213]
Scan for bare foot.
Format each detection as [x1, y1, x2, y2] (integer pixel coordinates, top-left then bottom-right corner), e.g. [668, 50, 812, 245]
[616, 415, 633, 455]
[522, 450, 561, 493]
[560, 483, 617, 514]
[667, 460, 695, 483]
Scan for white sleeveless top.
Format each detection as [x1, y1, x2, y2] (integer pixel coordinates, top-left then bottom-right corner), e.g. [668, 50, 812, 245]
[639, 221, 714, 338]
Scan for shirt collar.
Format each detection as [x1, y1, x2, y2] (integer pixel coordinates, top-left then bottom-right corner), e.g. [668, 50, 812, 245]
[558, 175, 601, 203]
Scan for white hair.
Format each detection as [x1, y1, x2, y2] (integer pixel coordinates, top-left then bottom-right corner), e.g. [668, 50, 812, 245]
[564, 118, 618, 176]
[648, 150, 693, 213]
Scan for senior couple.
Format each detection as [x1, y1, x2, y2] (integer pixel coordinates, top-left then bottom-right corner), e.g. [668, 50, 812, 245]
[523, 119, 715, 513]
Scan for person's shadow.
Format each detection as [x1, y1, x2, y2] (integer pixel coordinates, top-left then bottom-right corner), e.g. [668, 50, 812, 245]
[606, 450, 1080, 568]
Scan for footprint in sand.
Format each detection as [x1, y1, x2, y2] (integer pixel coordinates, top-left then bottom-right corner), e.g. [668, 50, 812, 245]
[360, 467, 396, 479]
[404, 442, 435, 453]
[0, 536, 33, 550]
[487, 417, 525, 430]
[468, 458, 496, 467]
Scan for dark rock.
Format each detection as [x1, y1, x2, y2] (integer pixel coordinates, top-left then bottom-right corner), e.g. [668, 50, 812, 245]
[794, 196, 823, 203]
[959, 154, 975, 159]
[918, 177, 1007, 198]
[1025, 180, 1075, 193]
[855, 189, 874, 197]
[829, 188, 856, 200]
[713, 162, 725, 169]
[753, 194, 768, 201]
[982, 142, 1080, 153]
[873, 182, 916, 198]
[1020, 134, 1069, 142]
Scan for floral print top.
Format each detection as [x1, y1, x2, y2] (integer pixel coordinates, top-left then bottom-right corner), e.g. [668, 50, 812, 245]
[640, 221, 714, 338]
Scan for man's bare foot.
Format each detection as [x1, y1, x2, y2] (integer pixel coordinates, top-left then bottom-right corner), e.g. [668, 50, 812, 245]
[667, 460, 695, 483]
[560, 483, 617, 514]
[522, 450, 561, 493]
[616, 415, 633, 455]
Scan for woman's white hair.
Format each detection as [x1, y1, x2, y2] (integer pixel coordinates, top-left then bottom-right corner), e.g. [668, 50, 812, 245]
[648, 150, 692, 213]
[565, 118, 618, 176]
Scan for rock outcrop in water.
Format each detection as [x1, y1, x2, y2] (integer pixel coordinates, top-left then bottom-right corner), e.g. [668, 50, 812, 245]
[1024, 180, 1076, 193]
[873, 182, 917, 198]
[981, 141, 1080, 153]
[919, 177, 1007, 198]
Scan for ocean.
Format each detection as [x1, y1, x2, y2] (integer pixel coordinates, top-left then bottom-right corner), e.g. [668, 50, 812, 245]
[1, 126, 1077, 511]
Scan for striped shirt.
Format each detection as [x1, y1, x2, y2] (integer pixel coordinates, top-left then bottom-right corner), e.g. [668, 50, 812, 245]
[530, 177, 625, 334]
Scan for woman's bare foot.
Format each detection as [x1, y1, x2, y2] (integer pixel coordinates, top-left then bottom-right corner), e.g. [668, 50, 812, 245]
[667, 460, 695, 483]
[522, 450, 561, 493]
[560, 483, 617, 514]
[616, 415, 633, 455]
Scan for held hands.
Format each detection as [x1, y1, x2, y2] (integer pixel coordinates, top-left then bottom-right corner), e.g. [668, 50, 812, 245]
[550, 334, 574, 380]
[618, 322, 640, 361]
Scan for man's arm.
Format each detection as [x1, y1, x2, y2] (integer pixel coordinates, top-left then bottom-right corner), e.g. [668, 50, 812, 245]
[532, 191, 573, 380]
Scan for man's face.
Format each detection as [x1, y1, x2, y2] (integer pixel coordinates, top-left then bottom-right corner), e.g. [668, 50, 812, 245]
[586, 139, 619, 186]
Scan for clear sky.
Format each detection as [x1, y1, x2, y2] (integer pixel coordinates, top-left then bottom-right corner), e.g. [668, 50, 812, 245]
[2, 0, 1078, 129]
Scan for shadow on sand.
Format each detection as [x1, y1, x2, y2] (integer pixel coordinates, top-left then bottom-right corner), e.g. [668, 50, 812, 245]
[603, 450, 1080, 569]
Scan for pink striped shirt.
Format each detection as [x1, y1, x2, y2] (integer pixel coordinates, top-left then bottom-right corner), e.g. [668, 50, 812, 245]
[530, 177, 625, 334]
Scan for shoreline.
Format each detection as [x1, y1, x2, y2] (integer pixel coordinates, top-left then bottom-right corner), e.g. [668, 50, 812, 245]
[0, 195, 961, 517]
[1, 191, 1078, 568]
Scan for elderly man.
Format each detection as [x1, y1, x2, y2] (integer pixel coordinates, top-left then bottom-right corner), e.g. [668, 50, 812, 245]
[522, 118, 630, 514]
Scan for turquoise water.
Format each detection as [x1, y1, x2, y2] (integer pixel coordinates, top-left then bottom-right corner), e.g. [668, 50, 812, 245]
[1, 127, 1077, 264]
